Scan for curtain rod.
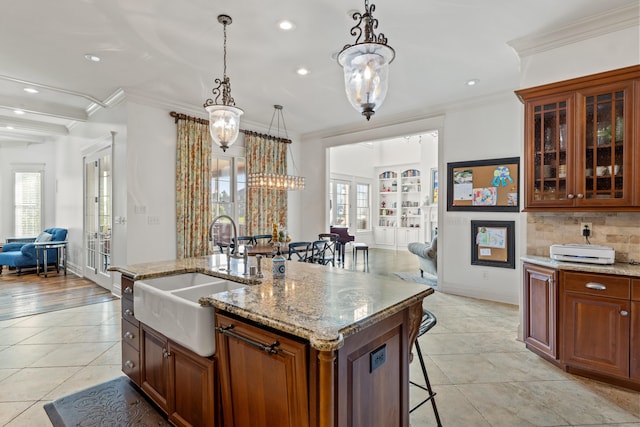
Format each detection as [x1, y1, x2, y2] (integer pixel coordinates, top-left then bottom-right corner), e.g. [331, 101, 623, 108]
[169, 111, 292, 144]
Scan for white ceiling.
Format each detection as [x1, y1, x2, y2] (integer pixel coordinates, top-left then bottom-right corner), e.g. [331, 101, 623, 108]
[0, 0, 637, 146]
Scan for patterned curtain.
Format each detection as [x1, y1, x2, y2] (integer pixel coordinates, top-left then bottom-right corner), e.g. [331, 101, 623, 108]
[175, 117, 212, 258]
[246, 134, 287, 235]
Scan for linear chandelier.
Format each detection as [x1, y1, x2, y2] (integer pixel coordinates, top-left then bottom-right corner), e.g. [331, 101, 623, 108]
[337, 0, 395, 121]
[247, 105, 305, 191]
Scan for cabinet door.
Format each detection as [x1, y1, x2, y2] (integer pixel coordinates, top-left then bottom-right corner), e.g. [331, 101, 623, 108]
[631, 301, 640, 381]
[523, 264, 557, 359]
[216, 313, 309, 427]
[140, 324, 170, 411]
[524, 94, 575, 208]
[631, 279, 640, 381]
[562, 292, 630, 378]
[168, 341, 216, 427]
[575, 82, 634, 207]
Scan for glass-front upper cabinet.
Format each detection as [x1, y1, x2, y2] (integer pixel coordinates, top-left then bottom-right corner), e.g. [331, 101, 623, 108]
[528, 94, 574, 207]
[578, 83, 633, 207]
[519, 67, 638, 211]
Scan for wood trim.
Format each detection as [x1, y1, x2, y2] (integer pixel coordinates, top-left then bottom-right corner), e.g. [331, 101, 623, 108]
[515, 65, 640, 102]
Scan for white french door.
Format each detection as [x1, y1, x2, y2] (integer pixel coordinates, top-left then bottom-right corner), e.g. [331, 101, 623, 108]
[83, 148, 112, 289]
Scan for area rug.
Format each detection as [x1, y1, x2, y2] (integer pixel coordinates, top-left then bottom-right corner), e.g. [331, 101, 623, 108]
[393, 271, 438, 288]
[44, 376, 169, 426]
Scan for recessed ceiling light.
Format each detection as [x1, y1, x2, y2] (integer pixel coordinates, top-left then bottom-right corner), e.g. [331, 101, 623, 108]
[465, 79, 480, 86]
[296, 67, 310, 76]
[13, 109, 25, 115]
[84, 54, 101, 62]
[278, 20, 295, 31]
[24, 87, 39, 94]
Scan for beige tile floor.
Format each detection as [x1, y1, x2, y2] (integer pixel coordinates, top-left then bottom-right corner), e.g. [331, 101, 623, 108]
[0, 287, 638, 426]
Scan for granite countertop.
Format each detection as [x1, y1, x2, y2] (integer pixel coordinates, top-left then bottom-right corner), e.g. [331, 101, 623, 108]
[110, 254, 434, 351]
[522, 255, 640, 277]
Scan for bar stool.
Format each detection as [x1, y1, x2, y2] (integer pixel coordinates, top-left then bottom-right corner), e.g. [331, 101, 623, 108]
[352, 243, 369, 265]
[410, 309, 442, 426]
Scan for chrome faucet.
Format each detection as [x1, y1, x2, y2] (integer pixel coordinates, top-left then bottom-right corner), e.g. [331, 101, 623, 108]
[208, 214, 242, 258]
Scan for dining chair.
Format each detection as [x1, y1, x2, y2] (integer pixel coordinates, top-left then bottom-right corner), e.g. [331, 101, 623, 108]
[253, 234, 273, 245]
[287, 242, 311, 261]
[310, 238, 336, 266]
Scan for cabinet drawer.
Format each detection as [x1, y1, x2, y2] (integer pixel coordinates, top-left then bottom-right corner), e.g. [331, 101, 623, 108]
[122, 341, 140, 385]
[122, 297, 138, 326]
[563, 272, 630, 299]
[122, 277, 134, 300]
[122, 319, 140, 351]
[632, 279, 640, 302]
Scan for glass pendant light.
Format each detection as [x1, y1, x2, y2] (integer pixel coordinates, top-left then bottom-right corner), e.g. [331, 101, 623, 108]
[337, 0, 395, 121]
[203, 14, 244, 151]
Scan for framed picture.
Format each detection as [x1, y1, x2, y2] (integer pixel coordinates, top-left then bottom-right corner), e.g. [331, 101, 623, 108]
[471, 220, 515, 269]
[430, 167, 438, 204]
[447, 157, 519, 212]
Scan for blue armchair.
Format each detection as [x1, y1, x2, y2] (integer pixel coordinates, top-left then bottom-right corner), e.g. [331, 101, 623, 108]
[0, 228, 68, 275]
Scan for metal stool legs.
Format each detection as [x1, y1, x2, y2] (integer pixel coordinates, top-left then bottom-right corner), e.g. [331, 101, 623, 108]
[410, 310, 442, 426]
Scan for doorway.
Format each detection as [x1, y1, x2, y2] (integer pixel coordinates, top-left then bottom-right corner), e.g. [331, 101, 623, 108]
[83, 147, 112, 290]
[328, 132, 439, 249]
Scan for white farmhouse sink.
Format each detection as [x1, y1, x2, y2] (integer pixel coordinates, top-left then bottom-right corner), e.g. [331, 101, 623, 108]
[134, 273, 246, 357]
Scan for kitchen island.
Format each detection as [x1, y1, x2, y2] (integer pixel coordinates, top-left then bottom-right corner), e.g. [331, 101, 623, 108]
[111, 254, 434, 427]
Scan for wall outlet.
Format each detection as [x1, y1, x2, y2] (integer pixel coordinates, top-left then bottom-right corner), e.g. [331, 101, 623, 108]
[581, 222, 592, 236]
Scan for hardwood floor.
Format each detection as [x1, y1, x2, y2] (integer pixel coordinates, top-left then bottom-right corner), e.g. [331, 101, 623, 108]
[0, 270, 116, 321]
[340, 247, 418, 276]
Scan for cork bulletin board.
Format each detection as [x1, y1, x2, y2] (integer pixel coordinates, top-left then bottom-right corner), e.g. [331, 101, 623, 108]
[471, 220, 515, 269]
[446, 157, 520, 212]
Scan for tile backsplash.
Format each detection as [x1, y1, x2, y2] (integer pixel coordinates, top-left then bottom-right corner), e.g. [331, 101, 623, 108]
[526, 212, 640, 263]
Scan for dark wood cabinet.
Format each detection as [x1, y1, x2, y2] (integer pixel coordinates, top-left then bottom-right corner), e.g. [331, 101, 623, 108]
[523, 266, 640, 390]
[631, 280, 640, 381]
[561, 271, 632, 382]
[121, 277, 140, 385]
[141, 324, 170, 411]
[215, 312, 309, 427]
[120, 277, 216, 427]
[140, 323, 216, 427]
[523, 263, 558, 360]
[517, 65, 640, 211]
[216, 302, 419, 427]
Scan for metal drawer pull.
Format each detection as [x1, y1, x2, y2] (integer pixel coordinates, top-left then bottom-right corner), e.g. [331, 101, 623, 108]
[125, 360, 135, 369]
[621, 310, 629, 316]
[585, 282, 606, 291]
[216, 325, 280, 354]
[124, 309, 134, 317]
[124, 331, 134, 340]
[124, 286, 133, 294]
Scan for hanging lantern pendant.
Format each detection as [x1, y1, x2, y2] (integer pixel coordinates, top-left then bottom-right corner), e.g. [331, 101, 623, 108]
[203, 14, 244, 151]
[337, 0, 395, 121]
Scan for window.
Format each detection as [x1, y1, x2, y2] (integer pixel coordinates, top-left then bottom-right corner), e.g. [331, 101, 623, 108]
[356, 183, 370, 231]
[211, 156, 246, 240]
[330, 179, 350, 227]
[14, 168, 43, 237]
[330, 178, 371, 232]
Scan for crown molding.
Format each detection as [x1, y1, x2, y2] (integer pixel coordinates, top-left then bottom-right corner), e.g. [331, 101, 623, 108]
[87, 88, 126, 117]
[122, 88, 293, 137]
[508, 3, 639, 58]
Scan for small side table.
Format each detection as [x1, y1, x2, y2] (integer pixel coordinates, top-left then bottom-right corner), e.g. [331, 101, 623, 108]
[35, 241, 68, 277]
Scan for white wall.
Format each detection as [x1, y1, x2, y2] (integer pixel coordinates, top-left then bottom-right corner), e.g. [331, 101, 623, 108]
[439, 94, 523, 304]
